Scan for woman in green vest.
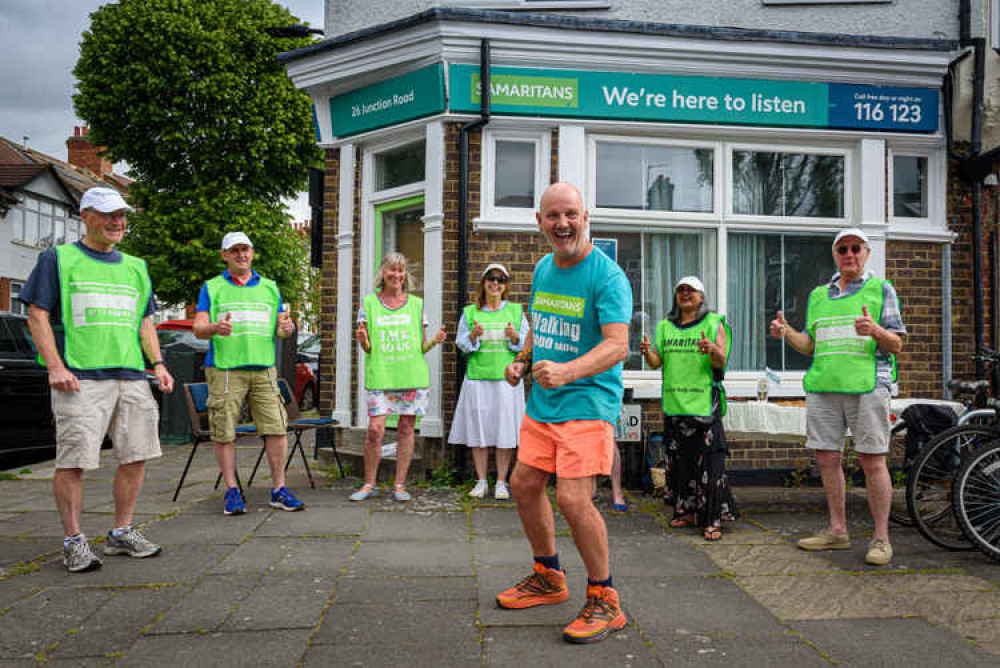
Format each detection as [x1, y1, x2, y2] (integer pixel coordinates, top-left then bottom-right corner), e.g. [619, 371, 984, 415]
[352, 252, 446, 502]
[640, 276, 737, 541]
[447, 263, 529, 500]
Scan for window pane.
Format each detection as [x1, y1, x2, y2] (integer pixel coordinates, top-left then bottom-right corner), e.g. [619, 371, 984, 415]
[38, 203, 54, 248]
[893, 155, 927, 218]
[375, 141, 425, 191]
[54, 216, 66, 246]
[726, 233, 832, 372]
[10, 205, 24, 242]
[732, 151, 844, 217]
[67, 217, 79, 242]
[10, 282, 27, 317]
[24, 207, 38, 246]
[494, 140, 535, 208]
[593, 229, 716, 370]
[596, 142, 713, 212]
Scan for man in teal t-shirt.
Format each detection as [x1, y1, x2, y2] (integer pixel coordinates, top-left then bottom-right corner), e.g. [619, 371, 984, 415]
[496, 183, 632, 645]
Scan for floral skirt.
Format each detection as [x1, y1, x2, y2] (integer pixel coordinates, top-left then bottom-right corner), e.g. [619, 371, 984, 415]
[664, 415, 738, 529]
[366, 388, 429, 417]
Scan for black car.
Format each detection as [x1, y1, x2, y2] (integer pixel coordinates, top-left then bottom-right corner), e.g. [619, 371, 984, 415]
[0, 312, 55, 467]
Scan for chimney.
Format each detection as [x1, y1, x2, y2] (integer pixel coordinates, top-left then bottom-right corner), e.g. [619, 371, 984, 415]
[66, 126, 113, 176]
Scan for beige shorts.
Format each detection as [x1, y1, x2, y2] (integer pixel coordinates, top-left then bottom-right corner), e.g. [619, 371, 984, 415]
[205, 367, 287, 443]
[806, 387, 891, 454]
[51, 379, 162, 470]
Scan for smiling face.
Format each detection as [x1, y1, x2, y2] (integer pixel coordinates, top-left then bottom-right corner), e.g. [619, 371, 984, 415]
[832, 235, 869, 282]
[675, 284, 704, 315]
[221, 244, 254, 277]
[381, 261, 407, 294]
[536, 182, 591, 267]
[482, 271, 508, 303]
[80, 208, 128, 251]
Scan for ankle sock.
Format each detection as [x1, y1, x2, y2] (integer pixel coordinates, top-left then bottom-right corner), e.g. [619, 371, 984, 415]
[64, 533, 83, 546]
[111, 526, 131, 537]
[588, 576, 613, 589]
[534, 554, 561, 571]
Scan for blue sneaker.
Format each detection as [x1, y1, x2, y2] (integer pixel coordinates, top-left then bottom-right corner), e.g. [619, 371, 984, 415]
[223, 487, 246, 516]
[269, 486, 305, 512]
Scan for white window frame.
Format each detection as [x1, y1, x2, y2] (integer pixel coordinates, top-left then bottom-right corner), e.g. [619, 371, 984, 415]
[478, 127, 551, 228]
[9, 281, 27, 316]
[887, 145, 946, 241]
[440, 0, 610, 9]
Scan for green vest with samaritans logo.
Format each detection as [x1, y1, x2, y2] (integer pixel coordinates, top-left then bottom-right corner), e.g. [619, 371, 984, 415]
[803, 277, 888, 394]
[206, 274, 280, 369]
[463, 302, 522, 380]
[53, 243, 151, 371]
[363, 293, 429, 390]
[656, 312, 731, 417]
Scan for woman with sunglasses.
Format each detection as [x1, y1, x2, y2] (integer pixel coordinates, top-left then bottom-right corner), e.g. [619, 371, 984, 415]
[640, 276, 736, 541]
[448, 263, 529, 500]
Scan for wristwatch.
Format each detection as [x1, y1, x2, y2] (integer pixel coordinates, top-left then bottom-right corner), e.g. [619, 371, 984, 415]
[153, 360, 166, 367]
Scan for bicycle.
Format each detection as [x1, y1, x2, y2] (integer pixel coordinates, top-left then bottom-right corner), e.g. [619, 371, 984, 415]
[952, 439, 1000, 563]
[904, 350, 998, 550]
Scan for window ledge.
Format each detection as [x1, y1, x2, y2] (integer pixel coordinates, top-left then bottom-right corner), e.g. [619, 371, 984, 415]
[472, 216, 539, 233]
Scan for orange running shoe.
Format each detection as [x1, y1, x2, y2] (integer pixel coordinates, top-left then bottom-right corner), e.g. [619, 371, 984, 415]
[496, 562, 569, 609]
[562, 585, 627, 644]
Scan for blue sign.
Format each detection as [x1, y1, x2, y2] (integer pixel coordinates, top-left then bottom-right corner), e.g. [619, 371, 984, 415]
[594, 238, 617, 262]
[828, 84, 937, 132]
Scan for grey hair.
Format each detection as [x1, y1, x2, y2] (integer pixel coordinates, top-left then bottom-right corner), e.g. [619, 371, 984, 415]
[375, 252, 414, 292]
[667, 291, 710, 324]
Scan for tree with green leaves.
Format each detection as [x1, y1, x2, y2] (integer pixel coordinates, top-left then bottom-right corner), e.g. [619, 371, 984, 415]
[74, 0, 321, 305]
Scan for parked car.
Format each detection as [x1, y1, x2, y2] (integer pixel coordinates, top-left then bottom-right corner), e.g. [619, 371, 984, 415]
[0, 311, 56, 468]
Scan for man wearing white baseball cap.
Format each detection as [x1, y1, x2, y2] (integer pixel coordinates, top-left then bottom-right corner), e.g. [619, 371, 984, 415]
[20, 185, 172, 573]
[193, 231, 302, 515]
[769, 227, 905, 566]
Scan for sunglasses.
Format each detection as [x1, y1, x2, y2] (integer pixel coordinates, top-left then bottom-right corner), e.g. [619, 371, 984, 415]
[485, 275, 508, 284]
[836, 244, 865, 255]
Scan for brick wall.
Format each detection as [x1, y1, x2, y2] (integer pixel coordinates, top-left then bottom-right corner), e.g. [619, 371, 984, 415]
[886, 241, 944, 398]
[318, 149, 339, 417]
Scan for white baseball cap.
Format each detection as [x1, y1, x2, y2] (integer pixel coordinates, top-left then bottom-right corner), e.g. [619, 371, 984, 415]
[80, 187, 131, 213]
[222, 231, 253, 250]
[832, 227, 870, 248]
[675, 276, 705, 293]
[481, 263, 509, 278]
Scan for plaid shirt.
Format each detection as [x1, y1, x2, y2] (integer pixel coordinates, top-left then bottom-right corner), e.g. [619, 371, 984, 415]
[813, 269, 906, 389]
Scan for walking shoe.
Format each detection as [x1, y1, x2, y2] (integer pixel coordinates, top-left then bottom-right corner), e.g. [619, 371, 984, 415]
[469, 479, 489, 499]
[393, 485, 412, 502]
[269, 486, 305, 511]
[496, 562, 569, 609]
[103, 526, 162, 559]
[563, 585, 627, 644]
[223, 487, 245, 516]
[865, 539, 893, 566]
[797, 529, 851, 551]
[494, 480, 510, 500]
[349, 485, 378, 501]
[63, 535, 102, 573]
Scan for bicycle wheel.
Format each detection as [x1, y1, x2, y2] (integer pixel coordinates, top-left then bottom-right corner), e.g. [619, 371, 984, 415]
[952, 442, 1000, 563]
[887, 422, 914, 526]
[905, 424, 997, 550]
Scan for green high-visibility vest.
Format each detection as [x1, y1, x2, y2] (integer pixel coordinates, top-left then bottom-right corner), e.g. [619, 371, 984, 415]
[803, 277, 888, 394]
[656, 312, 731, 417]
[206, 274, 280, 369]
[363, 293, 429, 390]
[463, 302, 522, 380]
[53, 243, 150, 371]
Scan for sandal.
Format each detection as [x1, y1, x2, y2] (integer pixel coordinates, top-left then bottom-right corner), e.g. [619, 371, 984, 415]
[349, 484, 378, 502]
[393, 484, 411, 502]
[703, 526, 723, 542]
[669, 515, 695, 528]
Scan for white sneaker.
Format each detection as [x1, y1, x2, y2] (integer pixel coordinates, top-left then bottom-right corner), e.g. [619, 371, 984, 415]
[469, 479, 489, 499]
[494, 481, 510, 500]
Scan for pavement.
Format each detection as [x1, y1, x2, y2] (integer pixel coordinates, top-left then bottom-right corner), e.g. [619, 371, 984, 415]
[1, 437, 999, 667]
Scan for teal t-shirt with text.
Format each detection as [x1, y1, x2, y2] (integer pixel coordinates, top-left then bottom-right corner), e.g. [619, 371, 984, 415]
[526, 248, 632, 424]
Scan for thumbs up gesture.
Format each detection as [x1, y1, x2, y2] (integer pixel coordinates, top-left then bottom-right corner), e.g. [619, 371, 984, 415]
[769, 310, 789, 340]
[355, 320, 370, 351]
[216, 311, 233, 337]
[697, 330, 715, 355]
[854, 303, 878, 337]
[433, 324, 447, 345]
[639, 333, 652, 355]
[277, 310, 294, 337]
[470, 319, 484, 343]
[505, 321, 518, 343]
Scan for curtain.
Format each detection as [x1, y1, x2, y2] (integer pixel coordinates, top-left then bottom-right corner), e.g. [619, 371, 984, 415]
[727, 234, 768, 371]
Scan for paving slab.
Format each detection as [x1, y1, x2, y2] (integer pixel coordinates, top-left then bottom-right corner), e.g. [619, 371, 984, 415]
[223, 572, 334, 631]
[0, 586, 115, 660]
[610, 534, 721, 577]
[0, 536, 59, 568]
[483, 625, 659, 667]
[333, 574, 478, 604]
[0, 581, 42, 610]
[313, 598, 478, 645]
[208, 536, 354, 577]
[735, 573, 913, 621]
[148, 511, 267, 545]
[254, 505, 368, 537]
[791, 618, 996, 667]
[953, 617, 1000, 655]
[301, 637, 482, 666]
[348, 538, 474, 577]
[617, 575, 787, 636]
[362, 508, 469, 541]
[473, 535, 587, 570]
[116, 629, 313, 667]
[698, 542, 843, 576]
[0, 511, 131, 539]
[51, 585, 188, 659]
[652, 630, 831, 667]
[148, 574, 261, 634]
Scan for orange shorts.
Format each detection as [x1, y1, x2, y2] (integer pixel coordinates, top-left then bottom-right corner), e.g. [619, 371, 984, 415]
[517, 414, 615, 478]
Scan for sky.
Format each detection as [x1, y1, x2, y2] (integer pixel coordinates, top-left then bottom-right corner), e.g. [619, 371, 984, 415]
[0, 0, 326, 222]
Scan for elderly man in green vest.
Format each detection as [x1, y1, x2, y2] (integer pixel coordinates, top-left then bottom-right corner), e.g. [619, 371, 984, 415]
[22, 186, 172, 573]
[193, 232, 302, 515]
[770, 228, 905, 566]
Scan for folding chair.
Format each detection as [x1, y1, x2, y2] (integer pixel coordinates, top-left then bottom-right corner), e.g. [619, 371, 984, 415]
[246, 379, 340, 489]
[173, 382, 257, 502]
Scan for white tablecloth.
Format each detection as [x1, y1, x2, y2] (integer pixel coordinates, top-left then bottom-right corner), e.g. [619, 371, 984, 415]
[722, 398, 965, 442]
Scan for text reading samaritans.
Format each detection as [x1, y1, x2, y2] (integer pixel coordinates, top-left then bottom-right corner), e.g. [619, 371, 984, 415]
[351, 89, 416, 119]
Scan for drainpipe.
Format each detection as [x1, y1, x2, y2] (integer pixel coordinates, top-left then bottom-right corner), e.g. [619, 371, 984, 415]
[456, 40, 491, 465]
[970, 38, 986, 379]
[942, 239, 954, 399]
